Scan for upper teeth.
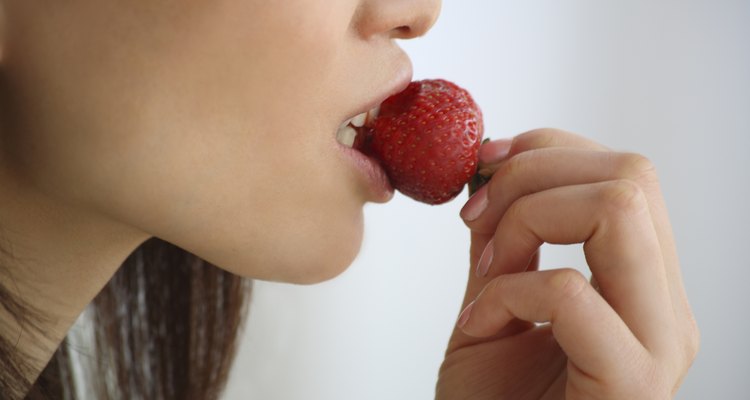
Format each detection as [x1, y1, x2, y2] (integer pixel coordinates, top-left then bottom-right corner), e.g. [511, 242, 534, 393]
[350, 112, 366, 128]
[336, 106, 380, 147]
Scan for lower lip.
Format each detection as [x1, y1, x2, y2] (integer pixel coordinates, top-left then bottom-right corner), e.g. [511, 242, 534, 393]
[337, 143, 394, 203]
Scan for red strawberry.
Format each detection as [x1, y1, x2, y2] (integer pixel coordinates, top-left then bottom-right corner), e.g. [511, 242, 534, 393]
[355, 79, 484, 205]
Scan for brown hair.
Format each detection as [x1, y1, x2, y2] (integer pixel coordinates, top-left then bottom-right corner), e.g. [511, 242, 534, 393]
[1, 237, 251, 399]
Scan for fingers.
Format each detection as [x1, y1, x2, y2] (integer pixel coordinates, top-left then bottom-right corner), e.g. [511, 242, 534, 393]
[457, 269, 653, 387]
[457, 130, 618, 332]
[509, 128, 610, 155]
[451, 129, 698, 395]
[445, 230, 536, 353]
[472, 128, 609, 176]
[461, 129, 697, 361]
[486, 182, 676, 354]
[463, 148, 656, 235]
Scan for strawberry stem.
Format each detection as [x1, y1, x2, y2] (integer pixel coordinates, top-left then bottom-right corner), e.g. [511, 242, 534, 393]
[468, 138, 492, 196]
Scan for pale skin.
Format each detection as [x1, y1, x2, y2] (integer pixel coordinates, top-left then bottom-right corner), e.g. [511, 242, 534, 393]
[436, 131, 700, 398]
[0, 1, 697, 398]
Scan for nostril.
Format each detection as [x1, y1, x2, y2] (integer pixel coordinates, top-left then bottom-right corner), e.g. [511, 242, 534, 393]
[393, 26, 413, 38]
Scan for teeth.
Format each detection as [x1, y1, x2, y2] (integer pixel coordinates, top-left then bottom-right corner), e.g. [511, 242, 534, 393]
[336, 105, 380, 147]
[340, 118, 353, 130]
[350, 112, 367, 128]
[365, 105, 380, 125]
[336, 125, 357, 147]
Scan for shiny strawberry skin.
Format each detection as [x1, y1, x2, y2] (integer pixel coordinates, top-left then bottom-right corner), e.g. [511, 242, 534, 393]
[359, 79, 484, 205]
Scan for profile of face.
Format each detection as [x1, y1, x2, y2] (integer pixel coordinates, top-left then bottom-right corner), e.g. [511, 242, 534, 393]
[0, 0, 441, 283]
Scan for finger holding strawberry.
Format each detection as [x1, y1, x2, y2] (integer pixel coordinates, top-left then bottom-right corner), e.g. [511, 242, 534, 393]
[436, 129, 699, 399]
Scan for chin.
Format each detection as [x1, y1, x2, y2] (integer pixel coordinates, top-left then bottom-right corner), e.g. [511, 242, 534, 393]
[285, 213, 366, 284]
[203, 239, 362, 285]
[192, 202, 367, 284]
[288, 230, 364, 285]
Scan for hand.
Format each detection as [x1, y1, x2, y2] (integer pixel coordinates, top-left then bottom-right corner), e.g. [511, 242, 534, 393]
[436, 129, 699, 399]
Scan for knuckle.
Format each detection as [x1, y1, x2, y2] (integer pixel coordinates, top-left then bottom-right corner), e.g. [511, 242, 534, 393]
[600, 179, 650, 218]
[617, 152, 660, 187]
[548, 268, 589, 303]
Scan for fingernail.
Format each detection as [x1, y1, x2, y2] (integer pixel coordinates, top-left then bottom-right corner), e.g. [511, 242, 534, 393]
[479, 139, 512, 164]
[457, 301, 475, 328]
[460, 184, 489, 221]
[475, 240, 494, 278]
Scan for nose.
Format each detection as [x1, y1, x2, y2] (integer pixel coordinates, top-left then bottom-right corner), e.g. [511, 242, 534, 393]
[354, 0, 442, 40]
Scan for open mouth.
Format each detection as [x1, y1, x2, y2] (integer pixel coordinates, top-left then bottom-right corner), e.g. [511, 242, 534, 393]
[335, 105, 380, 148]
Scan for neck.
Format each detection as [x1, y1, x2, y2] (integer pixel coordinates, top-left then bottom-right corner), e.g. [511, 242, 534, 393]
[0, 168, 148, 387]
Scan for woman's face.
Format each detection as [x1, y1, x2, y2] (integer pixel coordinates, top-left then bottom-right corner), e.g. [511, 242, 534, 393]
[0, 0, 440, 283]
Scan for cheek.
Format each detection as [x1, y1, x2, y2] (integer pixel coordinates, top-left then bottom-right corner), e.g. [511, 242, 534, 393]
[4, 0, 365, 283]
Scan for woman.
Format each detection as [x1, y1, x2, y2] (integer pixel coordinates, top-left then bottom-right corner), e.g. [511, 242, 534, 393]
[0, 0, 698, 398]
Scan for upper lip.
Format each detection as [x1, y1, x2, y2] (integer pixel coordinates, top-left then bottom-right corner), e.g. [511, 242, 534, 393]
[339, 61, 413, 126]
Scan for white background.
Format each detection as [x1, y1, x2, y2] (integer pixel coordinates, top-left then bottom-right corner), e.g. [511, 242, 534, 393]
[224, 1, 750, 399]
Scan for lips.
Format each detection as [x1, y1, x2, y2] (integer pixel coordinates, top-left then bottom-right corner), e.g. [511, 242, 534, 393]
[336, 143, 393, 203]
[335, 104, 393, 203]
[333, 63, 411, 203]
